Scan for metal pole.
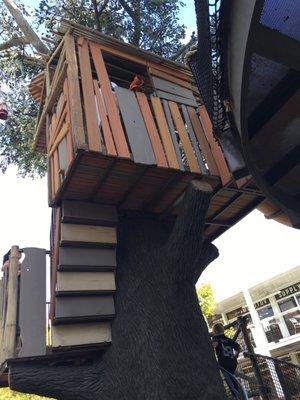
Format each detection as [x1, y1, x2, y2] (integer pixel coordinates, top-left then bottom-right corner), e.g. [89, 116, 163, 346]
[238, 316, 269, 400]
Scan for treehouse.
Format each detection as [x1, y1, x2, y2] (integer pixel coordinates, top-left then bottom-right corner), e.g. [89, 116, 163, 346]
[30, 20, 265, 240]
[0, 21, 269, 384]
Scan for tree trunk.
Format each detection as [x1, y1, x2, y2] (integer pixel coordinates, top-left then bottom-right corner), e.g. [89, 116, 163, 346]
[10, 181, 226, 399]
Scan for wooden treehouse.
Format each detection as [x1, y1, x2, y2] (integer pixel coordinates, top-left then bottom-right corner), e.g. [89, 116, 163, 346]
[0, 21, 268, 381]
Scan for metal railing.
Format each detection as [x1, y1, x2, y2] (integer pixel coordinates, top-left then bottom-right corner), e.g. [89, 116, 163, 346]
[244, 352, 300, 400]
[216, 316, 300, 399]
[221, 352, 300, 399]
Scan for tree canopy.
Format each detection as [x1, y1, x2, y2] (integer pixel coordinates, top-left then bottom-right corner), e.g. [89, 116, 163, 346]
[0, 0, 189, 176]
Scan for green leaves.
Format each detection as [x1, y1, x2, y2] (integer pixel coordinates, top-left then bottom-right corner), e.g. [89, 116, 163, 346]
[1, 0, 187, 176]
[0, 54, 47, 177]
[197, 283, 216, 318]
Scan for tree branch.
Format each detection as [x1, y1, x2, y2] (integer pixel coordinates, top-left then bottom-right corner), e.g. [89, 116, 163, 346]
[9, 359, 104, 400]
[3, 0, 49, 55]
[192, 241, 219, 283]
[19, 53, 46, 66]
[99, 0, 109, 16]
[165, 180, 213, 266]
[0, 35, 30, 51]
[118, 0, 135, 19]
[131, 0, 141, 46]
[61, 4, 78, 20]
[171, 36, 196, 62]
[92, 0, 101, 30]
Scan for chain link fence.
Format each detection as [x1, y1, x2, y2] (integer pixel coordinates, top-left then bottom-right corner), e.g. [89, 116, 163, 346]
[218, 317, 300, 399]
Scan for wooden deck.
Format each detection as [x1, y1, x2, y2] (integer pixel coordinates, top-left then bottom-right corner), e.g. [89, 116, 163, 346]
[52, 151, 263, 241]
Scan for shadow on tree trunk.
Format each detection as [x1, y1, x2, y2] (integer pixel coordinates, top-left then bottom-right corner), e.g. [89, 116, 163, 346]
[10, 181, 227, 400]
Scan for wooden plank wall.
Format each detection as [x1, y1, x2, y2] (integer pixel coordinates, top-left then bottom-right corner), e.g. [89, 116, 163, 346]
[74, 36, 228, 178]
[46, 34, 233, 204]
[47, 79, 74, 200]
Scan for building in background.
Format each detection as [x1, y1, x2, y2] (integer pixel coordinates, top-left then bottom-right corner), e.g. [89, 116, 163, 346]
[213, 266, 300, 365]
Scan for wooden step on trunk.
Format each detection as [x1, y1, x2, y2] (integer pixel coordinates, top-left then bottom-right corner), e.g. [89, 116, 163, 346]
[60, 223, 117, 248]
[58, 247, 116, 272]
[50, 202, 118, 351]
[62, 200, 118, 226]
[56, 271, 116, 294]
[54, 295, 115, 323]
[51, 322, 112, 348]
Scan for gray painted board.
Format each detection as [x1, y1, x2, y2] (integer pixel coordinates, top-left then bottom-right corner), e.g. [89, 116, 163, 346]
[60, 224, 117, 248]
[181, 105, 207, 174]
[19, 248, 46, 358]
[55, 295, 115, 321]
[56, 271, 116, 293]
[115, 87, 156, 165]
[218, 129, 246, 174]
[51, 322, 111, 347]
[162, 100, 185, 170]
[59, 247, 116, 271]
[58, 137, 68, 175]
[156, 90, 197, 107]
[62, 201, 118, 226]
[152, 76, 195, 101]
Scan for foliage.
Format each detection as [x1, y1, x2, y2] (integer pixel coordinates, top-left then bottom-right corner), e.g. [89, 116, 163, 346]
[0, 1, 46, 177]
[224, 326, 235, 339]
[36, 0, 186, 58]
[197, 283, 216, 318]
[0, 388, 54, 399]
[0, 0, 188, 176]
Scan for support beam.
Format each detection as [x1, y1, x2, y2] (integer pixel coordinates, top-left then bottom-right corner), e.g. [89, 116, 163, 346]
[248, 70, 300, 138]
[255, 24, 300, 71]
[264, 142, 300, 186]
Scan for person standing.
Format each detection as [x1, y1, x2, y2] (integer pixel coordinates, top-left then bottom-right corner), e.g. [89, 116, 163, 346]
[212, 322, 241, 397]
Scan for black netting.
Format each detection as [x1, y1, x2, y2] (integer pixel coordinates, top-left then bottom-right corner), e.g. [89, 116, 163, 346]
[260, 0, 300, 42]
[189, 0, 229, 137]
[189, 0, 247, 178]
[247, 53, 289, 115]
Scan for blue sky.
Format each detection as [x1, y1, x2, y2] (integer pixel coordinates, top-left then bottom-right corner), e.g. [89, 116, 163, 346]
[1, 0, 300, 302]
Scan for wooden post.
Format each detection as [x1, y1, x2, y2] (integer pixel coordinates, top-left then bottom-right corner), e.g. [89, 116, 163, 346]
[238, 316, 269, 400]
[0, 278, 5, 362]
[65, 33, 87, 152]
[2, 246, 20, 361]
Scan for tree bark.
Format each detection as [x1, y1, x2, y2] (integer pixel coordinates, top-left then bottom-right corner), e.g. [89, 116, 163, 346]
[10, 181, 226, 399]
[0, 35, 30, 52]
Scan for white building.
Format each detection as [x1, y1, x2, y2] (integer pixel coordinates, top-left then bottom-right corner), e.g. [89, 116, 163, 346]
[214, 266, 300, 364]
